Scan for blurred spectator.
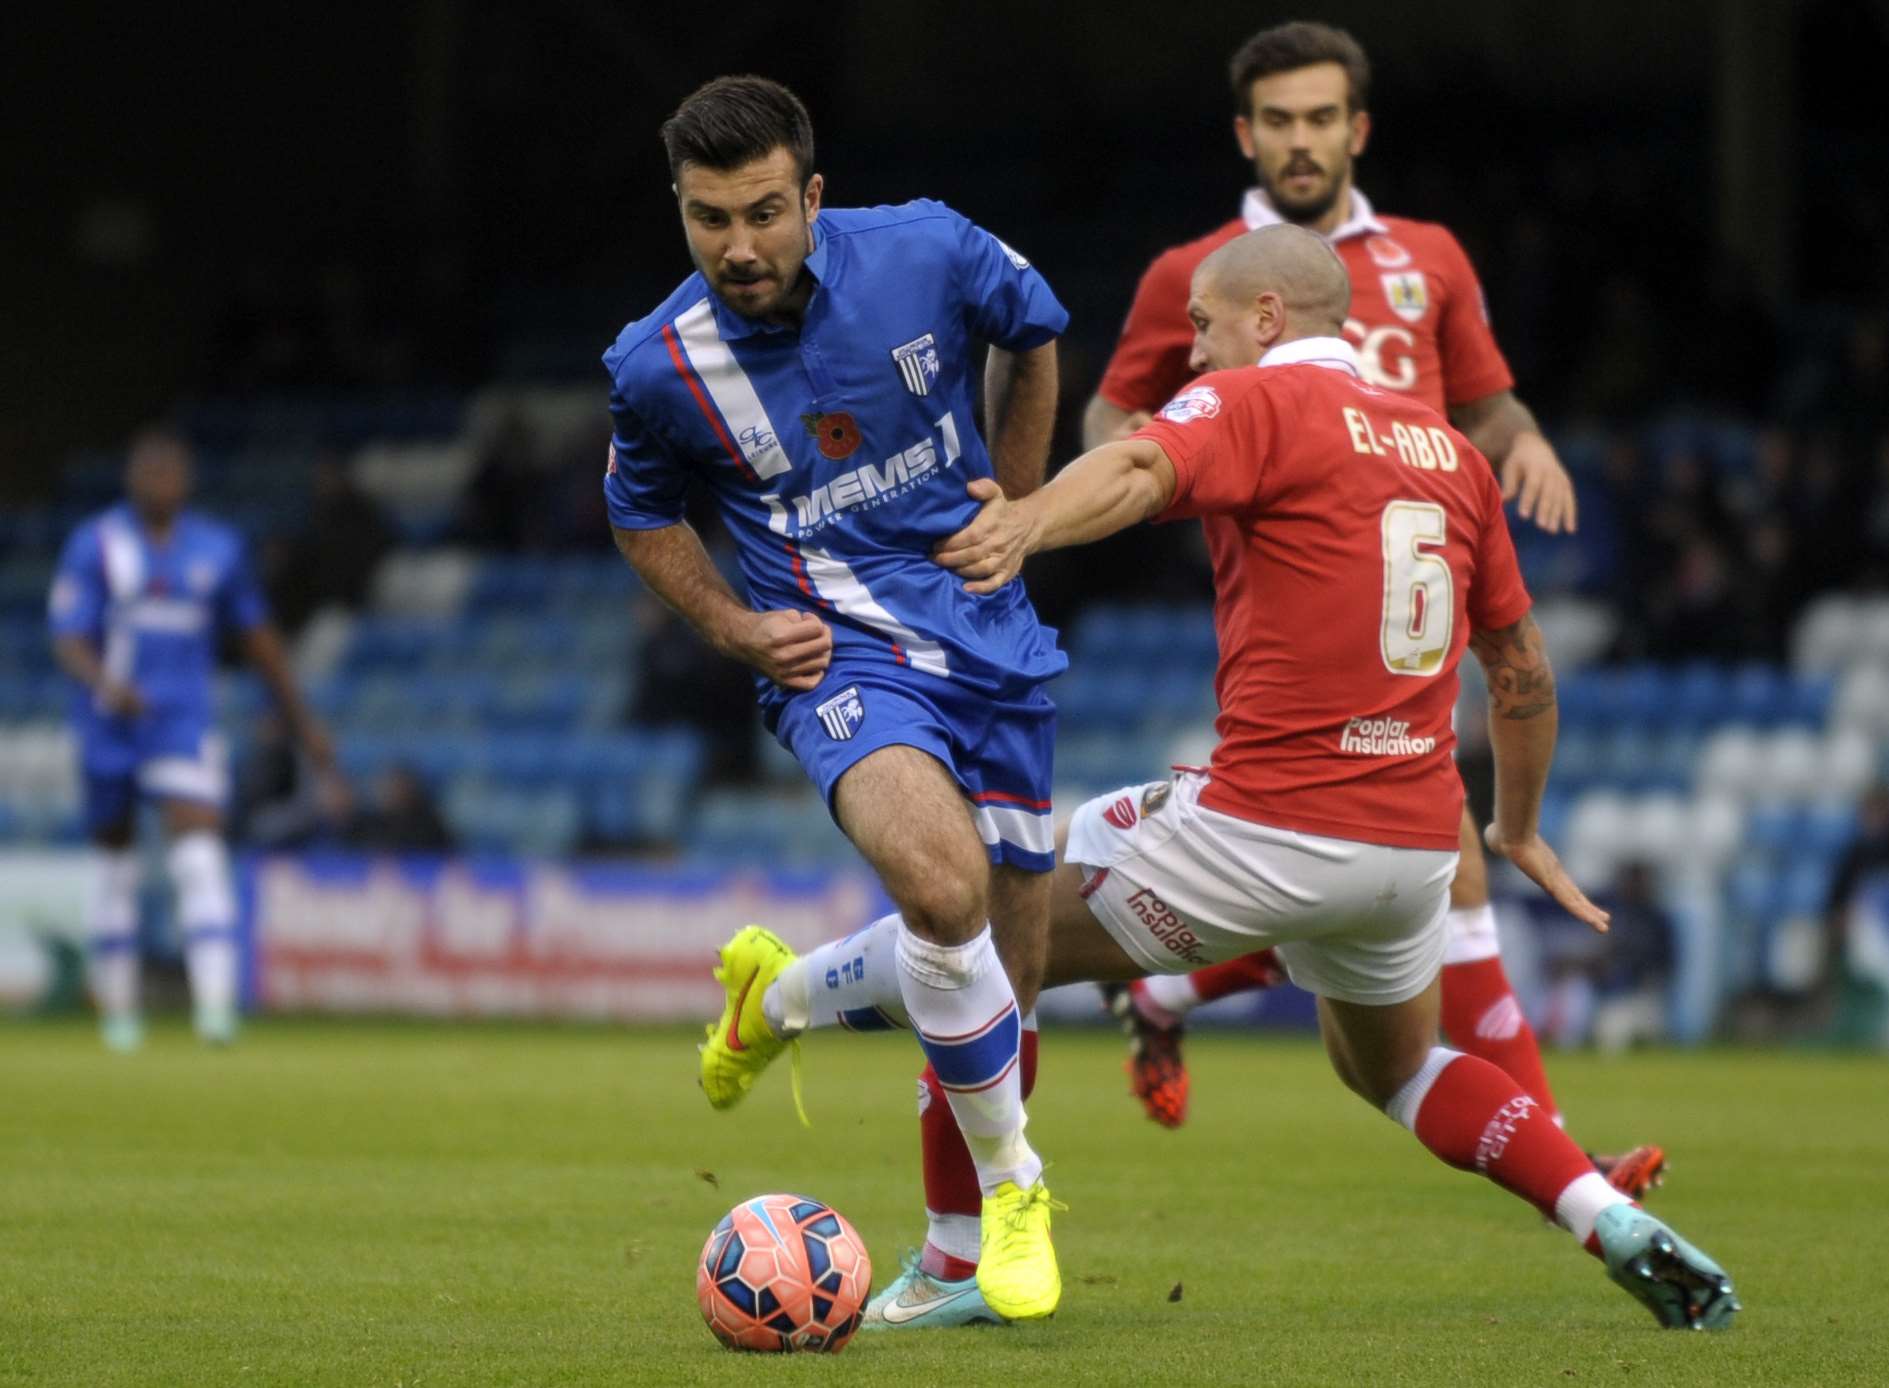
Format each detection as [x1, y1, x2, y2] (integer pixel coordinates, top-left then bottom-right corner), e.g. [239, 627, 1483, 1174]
[455, 410, 542, 551]
[231, 711, 354, 849]
[1542, 861, 1674, 1051]
[1828, 788, 1889, 1038]
[629, 593, 760, 786]
[1590, 862, 1677, 1052]
[268, 457, 395, 631]
[345, 766, 455, 854]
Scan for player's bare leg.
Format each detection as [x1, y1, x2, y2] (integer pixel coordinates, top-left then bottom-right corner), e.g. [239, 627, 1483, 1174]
[832, 746, 1059, 1322]
[160, 798, 241, 1045]
[1321, 981, 1735, 1329]
[86, 813, 143, 1052]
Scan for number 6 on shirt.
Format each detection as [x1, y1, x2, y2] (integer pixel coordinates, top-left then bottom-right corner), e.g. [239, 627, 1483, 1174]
[1380, 500, 1452, 675]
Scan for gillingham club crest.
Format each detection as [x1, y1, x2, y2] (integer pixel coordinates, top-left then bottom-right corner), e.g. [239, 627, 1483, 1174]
[891, 334, 941, 396]
[816, 686, 866, 741]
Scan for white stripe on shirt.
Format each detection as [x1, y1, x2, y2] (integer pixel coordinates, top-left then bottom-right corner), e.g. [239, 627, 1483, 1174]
[799, 546, 951, 679]
[672, 298, 793, 480]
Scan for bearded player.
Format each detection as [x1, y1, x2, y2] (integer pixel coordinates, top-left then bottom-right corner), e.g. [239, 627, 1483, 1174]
[708, 227, 1738, 1332]
[1076, 22, 1660, 1196]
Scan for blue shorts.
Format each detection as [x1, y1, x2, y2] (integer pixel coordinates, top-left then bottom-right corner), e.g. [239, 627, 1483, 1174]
[78, 710, 226, 833]
[772, 665, 1057, 872]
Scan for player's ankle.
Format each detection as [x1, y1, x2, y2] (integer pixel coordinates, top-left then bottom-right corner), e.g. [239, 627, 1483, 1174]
[920, 1242, 978, 1281]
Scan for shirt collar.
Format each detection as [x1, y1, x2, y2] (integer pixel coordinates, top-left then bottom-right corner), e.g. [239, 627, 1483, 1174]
[1240, 185, 1386, 243]
[709, 220, 830, 341]
[1257, 335, 1363, 376]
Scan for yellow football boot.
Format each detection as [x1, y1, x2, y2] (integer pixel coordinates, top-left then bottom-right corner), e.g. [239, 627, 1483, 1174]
[698, 925, 804, 1120]
[976, 1179, 1063, 1321]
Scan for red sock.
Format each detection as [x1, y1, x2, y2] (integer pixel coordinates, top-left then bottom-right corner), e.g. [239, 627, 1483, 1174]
[1439, 957, 1561, 1121]
[919, 1022, 1039, 1278]
[1396, 1048, 1597, 1224]
[1187, 950, 1284, 1004]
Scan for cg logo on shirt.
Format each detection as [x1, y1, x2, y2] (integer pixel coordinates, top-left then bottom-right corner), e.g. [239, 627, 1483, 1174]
[801, 411, 861, 460]
[1158, 385, 1222, 424]
[815, 686, 866, 741]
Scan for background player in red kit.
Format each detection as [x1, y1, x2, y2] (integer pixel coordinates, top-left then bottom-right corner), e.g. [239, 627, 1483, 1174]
[1076, 24, 1657, 1191]
[741, 226, 1738, 1330]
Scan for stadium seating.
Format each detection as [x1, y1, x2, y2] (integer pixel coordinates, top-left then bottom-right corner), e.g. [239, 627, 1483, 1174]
[0, 405, 1883, 1031]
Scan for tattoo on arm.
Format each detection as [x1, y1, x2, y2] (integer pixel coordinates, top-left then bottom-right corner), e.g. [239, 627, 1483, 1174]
[1471, 612, 1556, 720]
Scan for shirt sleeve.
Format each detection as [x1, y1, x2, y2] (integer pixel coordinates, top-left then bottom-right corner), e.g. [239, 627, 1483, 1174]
[1468, 466, 1533, 632]
[216, 540, 270, 634]
[1433, 228, 1515, 407]
[46, 527, 105, 639]
[602, 381, 692, 531]
[1139, 373, 1277, 521]
[1096, 250, 1199, 414]
[949, 210, 1069, 351]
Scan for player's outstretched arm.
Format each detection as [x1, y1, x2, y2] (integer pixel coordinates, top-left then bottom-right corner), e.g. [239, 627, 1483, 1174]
[1449, 390, 1578, 535]
[1079, 393, 1153, 452]
[934, 437, 1177, 594]
[985, 342, 1058, 499]
[242, 624, 336, 770]
[1470, 611, 1609, 933]
[611, 522, 831, 692]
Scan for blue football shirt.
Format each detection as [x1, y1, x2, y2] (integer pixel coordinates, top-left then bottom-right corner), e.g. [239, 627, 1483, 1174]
[48, 504, 268, 730]
[602, 199, 1070, 713]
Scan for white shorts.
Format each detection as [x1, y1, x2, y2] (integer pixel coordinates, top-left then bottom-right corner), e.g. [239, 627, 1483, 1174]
[1065, 772, 1459, 1006]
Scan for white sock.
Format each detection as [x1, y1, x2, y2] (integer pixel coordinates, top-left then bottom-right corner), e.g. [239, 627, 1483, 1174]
[1139, 970, 1201, 1018]
[1554, 1171, 1632, 1244]
[169, 831, 238, 1017]
[897, 922, 1040, 1195]
[763, 913, 908, 1038]
[924, 1210, 981, 1266]
[86, 847, 142, 1018]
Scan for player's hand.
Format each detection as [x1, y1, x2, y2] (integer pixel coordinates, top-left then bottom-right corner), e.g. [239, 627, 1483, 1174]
[933, 478, 1038, 595]
[1112, 410, 1154, 441]
[96, 680, 144, 719]
[731, 610, 832, 692]
[1501, 434, 1577, 534]
[1484, 824, 1611, 934]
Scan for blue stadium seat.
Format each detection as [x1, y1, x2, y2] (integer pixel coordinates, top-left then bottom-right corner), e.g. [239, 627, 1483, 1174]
[1783, 674, 1836, 728]
[1554, 673, 1603, 730]
[1744, 803, 1801, 857]
[1669, 662, 1732, 728]
[1798, 803, 1859, 858]
[1726, 860, 1781, 924]
[1728, 664, 1787, 726]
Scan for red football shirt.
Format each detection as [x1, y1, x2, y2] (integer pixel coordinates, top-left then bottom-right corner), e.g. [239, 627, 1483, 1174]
[1135, 339, 1532, 850]
[1098, 189, 1514, 417]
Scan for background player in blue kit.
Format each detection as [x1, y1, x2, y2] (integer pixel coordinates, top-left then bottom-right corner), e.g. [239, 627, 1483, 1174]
[48, 428, 336, 1050]
[602, 76, 1068, 1322]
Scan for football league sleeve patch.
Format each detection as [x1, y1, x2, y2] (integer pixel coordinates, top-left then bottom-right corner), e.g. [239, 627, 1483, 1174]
[602, 385, 692, 531]
[949, 208, 1070, 352]
[47, 527, 106, 637]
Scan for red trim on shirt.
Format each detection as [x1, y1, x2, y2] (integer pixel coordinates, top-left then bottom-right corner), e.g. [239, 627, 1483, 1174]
[661, 322, 759, 484]
[970, 790, 1053, 810]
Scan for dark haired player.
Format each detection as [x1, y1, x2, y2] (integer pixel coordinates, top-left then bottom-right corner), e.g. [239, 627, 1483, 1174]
[1074, 23, 1662, 1201]
[604, 76, 1067, 1322]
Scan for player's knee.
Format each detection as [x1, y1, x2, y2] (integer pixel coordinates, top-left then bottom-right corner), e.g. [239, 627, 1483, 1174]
[167, 831, 235, 924]
[897, 870, 987, 947]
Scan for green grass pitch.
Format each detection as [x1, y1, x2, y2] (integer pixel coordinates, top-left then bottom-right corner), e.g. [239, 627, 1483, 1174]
[3, 1018, 1886, 1386]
